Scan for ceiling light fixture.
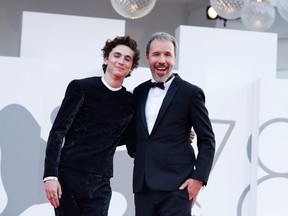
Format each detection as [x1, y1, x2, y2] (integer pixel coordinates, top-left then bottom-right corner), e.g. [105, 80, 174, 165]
[241, 0, 276, 31]
[110, 0, 157, 19]
[210, 0, 245, 20]
[206, 6, 240, 27]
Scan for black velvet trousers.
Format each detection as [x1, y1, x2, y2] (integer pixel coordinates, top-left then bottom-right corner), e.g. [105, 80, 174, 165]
[55, 167, 112, 216]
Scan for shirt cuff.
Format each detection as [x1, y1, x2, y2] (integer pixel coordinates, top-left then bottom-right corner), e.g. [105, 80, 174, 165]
[43, 176, 58, 183]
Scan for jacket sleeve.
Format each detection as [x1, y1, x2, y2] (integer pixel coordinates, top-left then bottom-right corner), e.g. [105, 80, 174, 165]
[43, 80, 84, 178]
[117, 113, 136, 158]
[190, 87, 215, 185]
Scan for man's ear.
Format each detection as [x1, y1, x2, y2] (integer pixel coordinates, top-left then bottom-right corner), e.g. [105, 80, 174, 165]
[103, 57, 108, 65]
[146, 55, 149, 63]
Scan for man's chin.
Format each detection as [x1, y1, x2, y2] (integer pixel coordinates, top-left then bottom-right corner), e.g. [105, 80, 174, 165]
[156, 70, 167, 77]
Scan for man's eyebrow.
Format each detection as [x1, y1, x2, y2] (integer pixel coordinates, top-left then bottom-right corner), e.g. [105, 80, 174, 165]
[113, 51, 121, 55]
[125, 55, 132, 59]
[112, 51, 133, 59]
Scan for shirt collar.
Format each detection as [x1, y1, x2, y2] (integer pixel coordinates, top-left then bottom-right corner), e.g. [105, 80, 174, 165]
[101, 76, 122, 91]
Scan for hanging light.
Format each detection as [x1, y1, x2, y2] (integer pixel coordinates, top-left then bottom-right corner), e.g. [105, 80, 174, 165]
[110, 0, 157, 19]
[209, 0, 245, 19]
[277, 0, 288, 22]
[241, 0, 276, 31]
[207, 6, 219, 19]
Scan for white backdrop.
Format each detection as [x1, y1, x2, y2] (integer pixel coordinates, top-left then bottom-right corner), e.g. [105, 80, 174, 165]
[0, 12, 287, 216]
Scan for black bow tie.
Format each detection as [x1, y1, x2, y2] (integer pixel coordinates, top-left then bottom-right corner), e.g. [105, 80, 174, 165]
[149, 82, 165, 90]
[149, 73, 175, 90]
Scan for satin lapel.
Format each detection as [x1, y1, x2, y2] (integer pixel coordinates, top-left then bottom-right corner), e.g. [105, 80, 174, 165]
[138, 83, 151, 134]
[151, 76, 181, 134]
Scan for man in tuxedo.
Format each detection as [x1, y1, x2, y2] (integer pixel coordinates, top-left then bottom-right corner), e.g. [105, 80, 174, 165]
[128, 32, 215, 216]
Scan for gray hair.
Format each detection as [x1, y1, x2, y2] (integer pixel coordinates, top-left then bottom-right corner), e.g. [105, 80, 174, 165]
[145, 32, 178, 57]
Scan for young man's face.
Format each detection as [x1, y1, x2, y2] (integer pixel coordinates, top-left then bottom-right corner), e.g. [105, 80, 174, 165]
[146, 39, 176, 83]
[104, 45, 134, 78]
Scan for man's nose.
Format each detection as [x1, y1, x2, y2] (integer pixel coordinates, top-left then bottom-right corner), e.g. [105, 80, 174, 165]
[118, 57, 125, 64]
[158, 55, 166, 63]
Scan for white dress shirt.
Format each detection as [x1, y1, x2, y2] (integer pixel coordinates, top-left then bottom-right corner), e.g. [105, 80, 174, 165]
[145, 75, 175, 134]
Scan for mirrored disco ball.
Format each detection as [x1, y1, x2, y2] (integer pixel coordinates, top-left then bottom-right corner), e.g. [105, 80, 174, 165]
[210, 0, 245, 19]
[277, 0, 288, 22]
[110, 0, 157, 19]
[241, 0, 276, 31]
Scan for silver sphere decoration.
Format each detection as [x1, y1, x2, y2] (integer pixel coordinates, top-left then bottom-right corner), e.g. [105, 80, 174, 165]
[110, 0, 157, 19]
[210, 0, 245, 19]
[241, 0, 276, 31]
[277, 0, 288, 22]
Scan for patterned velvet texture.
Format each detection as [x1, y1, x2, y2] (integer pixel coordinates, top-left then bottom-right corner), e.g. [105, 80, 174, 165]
[44, 77, 135, 178]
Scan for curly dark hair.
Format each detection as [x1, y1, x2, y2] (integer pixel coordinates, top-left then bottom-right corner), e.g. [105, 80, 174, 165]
[101, 36, 140, 75]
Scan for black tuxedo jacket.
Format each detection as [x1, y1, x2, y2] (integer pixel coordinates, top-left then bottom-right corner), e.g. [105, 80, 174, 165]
[130, 74, 215, 193]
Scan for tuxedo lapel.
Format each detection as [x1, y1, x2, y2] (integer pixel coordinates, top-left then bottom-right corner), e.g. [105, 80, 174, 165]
[138, 83, 151, 134]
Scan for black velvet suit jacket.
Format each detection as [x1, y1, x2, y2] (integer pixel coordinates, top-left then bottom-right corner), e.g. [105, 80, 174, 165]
[130, 74, 215, 193]
[44, 77, 135, 179]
